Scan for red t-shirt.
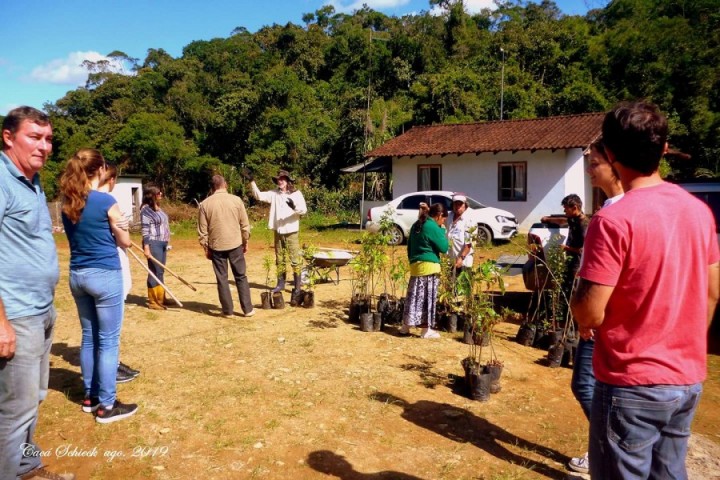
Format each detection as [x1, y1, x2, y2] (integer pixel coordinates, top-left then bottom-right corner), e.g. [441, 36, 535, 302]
[579, 182, 719, 386]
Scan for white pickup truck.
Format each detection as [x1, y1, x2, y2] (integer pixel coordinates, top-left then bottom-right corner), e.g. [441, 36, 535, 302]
[523, 215, 569, 291]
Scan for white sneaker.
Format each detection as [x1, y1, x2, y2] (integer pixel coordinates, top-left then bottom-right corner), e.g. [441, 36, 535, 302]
[244, 309, 256, 318]
[420, 328, 440, 339]
[568, 452, 589, 474]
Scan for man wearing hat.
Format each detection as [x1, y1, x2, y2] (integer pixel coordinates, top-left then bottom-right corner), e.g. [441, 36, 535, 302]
[447, 193, 474, 275]
[245, 169, 307, 302]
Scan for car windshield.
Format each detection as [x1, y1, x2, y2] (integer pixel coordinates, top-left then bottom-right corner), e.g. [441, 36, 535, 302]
[465, 196, 486, 209]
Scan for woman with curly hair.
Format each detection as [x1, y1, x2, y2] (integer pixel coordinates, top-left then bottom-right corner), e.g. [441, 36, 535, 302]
[61, 148, 138, 423]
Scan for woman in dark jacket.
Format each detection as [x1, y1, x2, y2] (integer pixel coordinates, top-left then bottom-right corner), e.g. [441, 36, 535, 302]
[400, 202, 449, 338]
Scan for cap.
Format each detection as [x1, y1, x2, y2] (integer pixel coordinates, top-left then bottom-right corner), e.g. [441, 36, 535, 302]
[452, 193, 467, 203]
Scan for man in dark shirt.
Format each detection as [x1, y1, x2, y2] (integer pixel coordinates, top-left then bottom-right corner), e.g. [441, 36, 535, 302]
[542, 194, 588, 287]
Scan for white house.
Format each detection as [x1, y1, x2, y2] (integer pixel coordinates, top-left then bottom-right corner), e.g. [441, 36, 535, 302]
[360, 113, 604, 231]
[107, 174, 144, 226]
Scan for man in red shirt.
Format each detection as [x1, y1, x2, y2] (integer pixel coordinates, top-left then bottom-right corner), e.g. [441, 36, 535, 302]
[571, 101, 720, 479]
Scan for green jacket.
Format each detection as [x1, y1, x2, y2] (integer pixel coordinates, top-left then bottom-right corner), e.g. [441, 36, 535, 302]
[407, 219, 449, 264]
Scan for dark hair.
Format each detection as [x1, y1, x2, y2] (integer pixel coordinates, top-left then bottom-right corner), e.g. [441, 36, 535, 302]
[602, 101, 668, 175]
[562, 194, 582, 209]
[60, 149, 106, 224]
[100, 163, 118, 187]
[142, 185, 161, 211]
[2, 106, 50, 136]
[412, 202, 448, 234]
[589, 137, 606, 157]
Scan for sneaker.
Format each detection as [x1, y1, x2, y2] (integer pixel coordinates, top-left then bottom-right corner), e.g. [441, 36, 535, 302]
[244, 309, 256, 318]
[81, 396, 100, 413]
[222, 312, 235, 318]
[95, 400, 138, 424]
[398, 325, 411, 335]
[116, 368, 136, 384]
[568, 452, 589, 474]
[420, 328, 441, 339]
[118, 362, 140, 378]
[20, 467, 76, 480]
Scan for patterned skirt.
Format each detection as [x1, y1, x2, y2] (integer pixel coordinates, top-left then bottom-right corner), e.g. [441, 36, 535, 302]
[403, 274, 440, 328]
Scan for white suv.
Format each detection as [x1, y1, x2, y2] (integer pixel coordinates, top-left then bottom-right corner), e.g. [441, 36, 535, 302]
[365, 191, 518, 246]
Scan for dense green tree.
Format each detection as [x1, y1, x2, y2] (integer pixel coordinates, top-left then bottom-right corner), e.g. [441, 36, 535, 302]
[41, 0, 720, 205]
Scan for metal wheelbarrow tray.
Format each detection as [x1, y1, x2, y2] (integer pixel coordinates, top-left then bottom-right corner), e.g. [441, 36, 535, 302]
[306, 250, 354, 285]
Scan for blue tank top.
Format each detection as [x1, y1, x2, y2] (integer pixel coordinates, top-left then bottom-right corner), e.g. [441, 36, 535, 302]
[63, 190, 121, 270]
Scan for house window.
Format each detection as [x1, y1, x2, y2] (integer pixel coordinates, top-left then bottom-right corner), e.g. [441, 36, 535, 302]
[498, 162, 526, 201]
[417, 165, 441, 191]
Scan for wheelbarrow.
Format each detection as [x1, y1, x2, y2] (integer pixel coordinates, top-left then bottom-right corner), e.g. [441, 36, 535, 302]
[302, 249, 355, 285]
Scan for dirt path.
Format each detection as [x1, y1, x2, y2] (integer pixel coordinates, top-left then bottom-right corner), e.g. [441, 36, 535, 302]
[35, 238, 720, 479]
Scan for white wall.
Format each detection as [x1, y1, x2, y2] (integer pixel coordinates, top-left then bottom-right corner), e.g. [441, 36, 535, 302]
[108, 177, 143, 224]
[391, 148, 590, 232]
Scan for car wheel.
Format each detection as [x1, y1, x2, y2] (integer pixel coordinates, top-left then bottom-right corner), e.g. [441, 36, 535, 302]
[476, 224, 493, 245]
[388, 225, 405, 246]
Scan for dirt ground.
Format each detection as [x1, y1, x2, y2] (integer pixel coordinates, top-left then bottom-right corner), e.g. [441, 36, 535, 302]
[36, 237, 720, 480]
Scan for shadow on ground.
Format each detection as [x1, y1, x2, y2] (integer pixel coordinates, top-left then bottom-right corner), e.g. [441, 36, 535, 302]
[370, 392, 570, 479]
[306, 450, 425, 480]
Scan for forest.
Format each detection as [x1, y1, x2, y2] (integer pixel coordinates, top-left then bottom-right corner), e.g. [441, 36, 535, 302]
[5, 0, 719, 205]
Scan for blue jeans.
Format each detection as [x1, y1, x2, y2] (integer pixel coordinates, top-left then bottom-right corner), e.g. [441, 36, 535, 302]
[0, 307, 56, 480]
[70, 268, 124, 408]
[571, 338, 595, 420]
[146, 240, 167, 287]
[590, 381, 702, 479]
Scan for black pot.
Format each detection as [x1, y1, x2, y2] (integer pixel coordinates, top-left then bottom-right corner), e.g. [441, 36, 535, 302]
[547, 342, 565, 368]
[476, 332, 491, 347]
[349, 300, 360, 323]
[516, 323, 536, 346]
[303, 291, 315, 308]
[271, 291, 285, 309]
[360, 312, 374, 332]
[447, 314, 458, 333]
[377, 294, 389, 314]
[548, 329, 564, 345]
[372, 312, 382, 331]
[468, 371, 493, 402]
[290, 290, 304, 307]
[484, 363, 504, 394]
[534, 329, 553, 350]
[260, 292, 273, 310]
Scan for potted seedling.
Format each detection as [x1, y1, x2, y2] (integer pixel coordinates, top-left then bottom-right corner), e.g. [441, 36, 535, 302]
[299, 245, 320, 308]
[272, 245, 288, 309]
[261, 254, 274, 309]
[351, 229, 388, 332]
[458, 258, 506, 401]
[437, 255, 463, 332]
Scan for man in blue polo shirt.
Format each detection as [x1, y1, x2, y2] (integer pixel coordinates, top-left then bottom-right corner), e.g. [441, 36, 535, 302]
[0, 107, 72, 480]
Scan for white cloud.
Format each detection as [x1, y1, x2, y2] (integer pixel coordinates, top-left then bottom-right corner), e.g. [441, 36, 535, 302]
[28, 51, 132, 86]
[328, 0, 496, 16]
[430, 0, 496, 15]
[327, 0, 412, 13]
[464, 0, 496, 13]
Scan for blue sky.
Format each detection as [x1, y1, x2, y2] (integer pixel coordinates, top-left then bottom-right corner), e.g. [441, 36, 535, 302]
[0, 0, 597, 115]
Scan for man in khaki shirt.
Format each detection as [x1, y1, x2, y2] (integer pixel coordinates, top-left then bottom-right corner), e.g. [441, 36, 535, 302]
[198, 175, 255, 318]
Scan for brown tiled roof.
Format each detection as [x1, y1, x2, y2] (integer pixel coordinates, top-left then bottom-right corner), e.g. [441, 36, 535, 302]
[366, 113, 605, 158]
